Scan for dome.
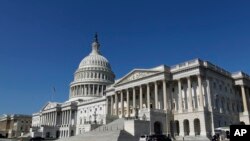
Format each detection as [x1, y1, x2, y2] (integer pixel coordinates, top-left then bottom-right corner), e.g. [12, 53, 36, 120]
[78, 35, 111, 70]
[69, 33, 115, 101]
[79, 52, 111, 69]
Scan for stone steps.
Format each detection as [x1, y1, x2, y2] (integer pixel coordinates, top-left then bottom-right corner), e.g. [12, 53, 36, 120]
[56, 118, 138, 141]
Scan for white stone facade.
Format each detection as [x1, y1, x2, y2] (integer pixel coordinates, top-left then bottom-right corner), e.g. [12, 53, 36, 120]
[105, 59, 250, 140]
[31, 34, 114, 139]
[31, 35, 250, 140]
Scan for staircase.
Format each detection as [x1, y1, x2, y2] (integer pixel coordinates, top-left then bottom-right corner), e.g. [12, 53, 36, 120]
[57, 118, 138, 141]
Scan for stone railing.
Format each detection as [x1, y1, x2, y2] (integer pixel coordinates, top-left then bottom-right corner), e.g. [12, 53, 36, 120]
[232, 71, 250, 80]
[203, 61, 231, 77]
[171, 59, 202, 72]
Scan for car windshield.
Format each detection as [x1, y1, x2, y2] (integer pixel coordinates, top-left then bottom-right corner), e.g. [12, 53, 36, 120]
[140, 135, 146, 138]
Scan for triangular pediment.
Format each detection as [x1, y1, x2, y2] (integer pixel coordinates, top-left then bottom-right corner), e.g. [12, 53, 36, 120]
[41, 102, 59, 111]
[115, 69, 160, 85]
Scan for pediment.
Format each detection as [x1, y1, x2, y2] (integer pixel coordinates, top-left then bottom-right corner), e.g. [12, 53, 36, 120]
[41, 102, 59, 111]
[115, 69, 160, 85]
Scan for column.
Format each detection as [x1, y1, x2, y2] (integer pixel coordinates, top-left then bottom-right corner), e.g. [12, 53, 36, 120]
[163, 80, 167, 110]
[246, 88, 250, 110]
[140, 85, 143, 109]
[155, 82, 158, 109]
[198, 75, 204, 110]
[41, 114, 43, 125]
[147, 83, 150, 109]
[106, 97, 109, 115]
[45, 114, 47, 125]
[50, 113, 52, 126]
[63, 111, 65, 125]
[88, 84, 90, 95]
[82, 85, 84, 95]
[50, 112, 52, 126]
[84, 85, 87, 96]
[126, 89, 130, 117]
[97, 85, 100, 96]
[178, 79, 183, 113]
[111, 95, 114, 115]
[103, 85, 105, 95]
[55, 112, 57, 126]
[69, 110, 72, 125]
[52, 112, 54, 126]
[133, 87, 136, 115]
[121, 91, 124, 117]
[115, 93, 118, 116]
[61, 111, 64, 125]
[66, 110, 68, 125]
[189, 119, 195, 136]
[187, 77, 193, 112]
[241, 85, 249, 114]
[45, 113, 48, 125]
[168, 83, 173, 111]
[179, 120, 184, 136]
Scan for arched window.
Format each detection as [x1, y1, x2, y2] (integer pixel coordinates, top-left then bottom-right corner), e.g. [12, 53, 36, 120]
[174, 120, 180, 136]
[184, 119, 190, 136]
[194, 119, 201, 136]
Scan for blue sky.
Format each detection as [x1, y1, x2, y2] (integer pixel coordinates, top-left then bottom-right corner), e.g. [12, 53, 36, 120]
[0, 0, 250, 115]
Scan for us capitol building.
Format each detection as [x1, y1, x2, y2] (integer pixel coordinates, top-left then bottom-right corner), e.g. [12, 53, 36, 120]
[30, 34, 250, 141]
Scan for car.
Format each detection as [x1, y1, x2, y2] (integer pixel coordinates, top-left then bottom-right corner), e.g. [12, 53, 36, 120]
[29, 137, 45, 141]
[139, 135, 149, 141]
[148, 134, 171, 141]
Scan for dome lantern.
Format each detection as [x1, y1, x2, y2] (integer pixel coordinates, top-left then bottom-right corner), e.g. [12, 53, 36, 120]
[91, 32, 100, 55]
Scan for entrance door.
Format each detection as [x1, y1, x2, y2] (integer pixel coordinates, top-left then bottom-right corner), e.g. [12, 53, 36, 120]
[154, 121, 162, 135]
[46, 132, 50, 138]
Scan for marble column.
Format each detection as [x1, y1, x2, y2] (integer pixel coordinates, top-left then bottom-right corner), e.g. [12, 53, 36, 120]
[140, 85, 143, 109]
[126, 89, 130, 117]
[61, 111, 64, 125]
[69, 110, 72, 125]
[111, 95, 114, 115]
[198, 75, 204, 110]
[88, 84, 90, 95]
[66, 110, 68, 125]
[115, 93, 118, 116]
[55, 112, 57, 126]
[106, 97, 109, 115]
[163, 80, 167, 110]
[63, 111, 65, 125]
[133, 87, 136, 115]
[103, 85, 105, 95]
[241, 85, 249, 114]
[147, 83, 150, 109]
[121, 91, 124, 117]
[96, 85, 100, 96]
[155, 82, 158, 109]
[246, 88, 250, 110]
[84, 85, 87, 96]
[187, 77, 193, 112]
[178, 79, 183, 113]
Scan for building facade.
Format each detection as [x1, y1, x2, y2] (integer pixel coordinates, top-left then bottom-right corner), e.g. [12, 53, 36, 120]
[0, 114, 32, 138]
[105, 59, 250, 140]
[31, 34, 115, 139]
[31, 35, 250, 140]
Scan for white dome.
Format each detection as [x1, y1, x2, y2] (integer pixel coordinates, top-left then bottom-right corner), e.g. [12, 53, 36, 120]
[79, 53, 111, 69]
[69, 34, 115, 101]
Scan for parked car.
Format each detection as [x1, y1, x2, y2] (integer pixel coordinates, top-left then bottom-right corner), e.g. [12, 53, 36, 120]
[139, 135, 149, 141]
[139, 134, 171, 141]
[29, 136, 45, 141]
[149, 134, 169, 141]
